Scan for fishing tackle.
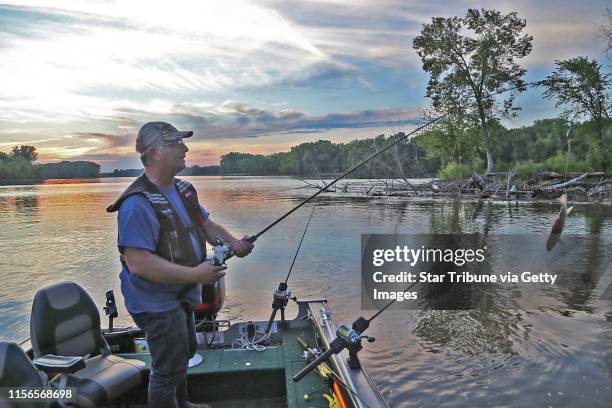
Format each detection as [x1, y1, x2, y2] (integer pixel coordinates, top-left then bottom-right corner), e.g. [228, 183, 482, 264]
[262, 202, 317, 335]
[293, 318, 375, 381]
[265, 282, 295, 331]
[211, 237, 235, 266]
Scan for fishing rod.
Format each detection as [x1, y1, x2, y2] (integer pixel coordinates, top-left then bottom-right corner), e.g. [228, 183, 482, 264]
[208, 114, 448, 265]
[212, 80, 547, 265]
[293, 202, 516, 383]
[294, 205, 505, 383]
[250, 118, 447, 241]
[293, 260, 440, 383]
[263, 202, 318, 333]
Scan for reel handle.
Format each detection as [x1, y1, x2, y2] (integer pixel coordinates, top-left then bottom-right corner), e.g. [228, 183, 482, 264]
[292, 346, 335, 382]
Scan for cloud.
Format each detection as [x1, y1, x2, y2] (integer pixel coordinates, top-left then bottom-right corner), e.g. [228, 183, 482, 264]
[0, 2, 332, 125]
[0, 137, 59, 147]
[158, 102, 422, 139]
[74, 132, 129, 149]
[1, 0, 608, 169]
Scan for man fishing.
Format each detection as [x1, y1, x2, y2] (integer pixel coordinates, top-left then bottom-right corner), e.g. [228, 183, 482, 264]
[107, 121, 254, 408]
[546, 193, 574, 251]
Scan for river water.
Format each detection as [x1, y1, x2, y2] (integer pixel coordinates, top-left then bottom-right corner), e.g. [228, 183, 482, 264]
[0, 176, 611, 407]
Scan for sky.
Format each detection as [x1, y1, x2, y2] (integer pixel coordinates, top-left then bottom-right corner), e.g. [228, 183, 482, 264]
[0, 0, 609, 171]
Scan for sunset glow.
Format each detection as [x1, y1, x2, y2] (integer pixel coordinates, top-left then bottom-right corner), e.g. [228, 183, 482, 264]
[0, 0, 609, 171]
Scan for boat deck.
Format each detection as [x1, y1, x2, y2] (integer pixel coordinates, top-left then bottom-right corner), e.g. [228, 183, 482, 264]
[114, 325, 333, 408]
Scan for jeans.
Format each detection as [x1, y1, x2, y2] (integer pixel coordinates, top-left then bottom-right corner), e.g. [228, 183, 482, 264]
[132, 303, 197, 408]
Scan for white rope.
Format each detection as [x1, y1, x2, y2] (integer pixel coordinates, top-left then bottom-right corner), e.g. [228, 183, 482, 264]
[231, 330, 271, 352]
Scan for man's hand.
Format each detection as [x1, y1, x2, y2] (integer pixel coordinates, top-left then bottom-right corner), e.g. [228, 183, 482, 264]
[232, 235, 255, 257]
[193, 262, 227, 284]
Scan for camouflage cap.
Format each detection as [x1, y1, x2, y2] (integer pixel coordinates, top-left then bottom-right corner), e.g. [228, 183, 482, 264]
[136, 121, 193, 153]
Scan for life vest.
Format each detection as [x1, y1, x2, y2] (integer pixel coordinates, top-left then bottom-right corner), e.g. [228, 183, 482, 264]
[107, 173, 224, 317]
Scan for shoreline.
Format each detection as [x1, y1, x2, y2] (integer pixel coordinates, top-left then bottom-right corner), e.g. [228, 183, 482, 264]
[0, 178, 44, 186]
[296, 173, 612, 205]
[1, 175, 610, 205]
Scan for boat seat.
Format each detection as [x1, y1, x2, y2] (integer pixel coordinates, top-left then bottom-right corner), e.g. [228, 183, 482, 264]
[30, 281, 147, 407]
[0, 341, 49, 407]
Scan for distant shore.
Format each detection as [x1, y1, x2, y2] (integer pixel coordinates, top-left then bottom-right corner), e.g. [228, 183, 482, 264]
[0, 178, 44, 186]
[2, 174, 610, 205]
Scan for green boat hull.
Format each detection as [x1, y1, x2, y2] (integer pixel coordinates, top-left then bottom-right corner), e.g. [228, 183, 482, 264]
[96, 299, 388, 408]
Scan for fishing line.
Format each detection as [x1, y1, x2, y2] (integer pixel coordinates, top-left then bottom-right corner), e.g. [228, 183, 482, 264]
[249, 116, 448, 241]
[383, 83, 547, 316]
[248, 80, 546, 244]
[284, 201, 317, 285]
[563, 124, 574, 191]
[244, 80, 550, 380]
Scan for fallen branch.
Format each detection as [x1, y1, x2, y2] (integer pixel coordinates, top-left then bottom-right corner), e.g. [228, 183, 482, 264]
[542, 173, 589, 190]
[588, 181, 612, 196]
[298, 178, 325, 190]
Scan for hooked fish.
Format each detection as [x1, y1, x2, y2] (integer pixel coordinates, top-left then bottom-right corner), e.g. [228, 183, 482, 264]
[546, 193, 574, 251]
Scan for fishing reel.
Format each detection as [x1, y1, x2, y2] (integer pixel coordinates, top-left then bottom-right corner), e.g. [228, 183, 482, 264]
[273, 282, 294, 309]
[265, 282, 297, 332]
[211, 236, 257, 266]
[292, 316, 375, 382]
[333, 319, 376, 369]
[211, 237, 235, 266]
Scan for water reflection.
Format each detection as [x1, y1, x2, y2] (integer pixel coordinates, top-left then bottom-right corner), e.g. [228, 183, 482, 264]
[42, 178, 101, 185]
[0, 177, 610, 407]
[0, 196, 10, 213]
[14, 195, 39, 218]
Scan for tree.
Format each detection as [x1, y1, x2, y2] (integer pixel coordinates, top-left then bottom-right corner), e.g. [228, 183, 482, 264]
[413, 8, 533, 174]
[598, 9, 612, 61]
[542, 57, 611, 121]
[415, 114, 483, 166]
[10, 145, 39, 162]
[42, 161, 101, 179]
[542, 57, 611, 171]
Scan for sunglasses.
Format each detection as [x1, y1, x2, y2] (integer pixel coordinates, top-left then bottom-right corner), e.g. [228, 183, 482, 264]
[159, 139, 186, 147]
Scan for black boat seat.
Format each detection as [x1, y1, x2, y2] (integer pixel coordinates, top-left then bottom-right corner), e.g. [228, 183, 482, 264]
[0, 341, 49, 407]
[30, 281, 147, 407]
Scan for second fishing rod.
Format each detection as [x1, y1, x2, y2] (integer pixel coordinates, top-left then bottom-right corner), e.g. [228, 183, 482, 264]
[209, 80, 545, 343]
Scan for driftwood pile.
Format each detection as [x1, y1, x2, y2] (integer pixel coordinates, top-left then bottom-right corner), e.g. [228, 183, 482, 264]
[436, 171, 611, 201]
[434, 171, 610, 201]
[298, 171, 611, 202]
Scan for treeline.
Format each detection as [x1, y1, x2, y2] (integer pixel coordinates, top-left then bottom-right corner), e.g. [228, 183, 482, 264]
[497, 118, 611, 171]
[220, 139, 439, 177]
[218, 118, 609, 178]
[415, 117, 611, 178]
[42, 161, 100, 179]
[101, 168, 143, 177]
[179, 165, 220, 176]
[0, 146, 44, 182]
[0, 145, 103, 182]
[101, 165, 221, 177]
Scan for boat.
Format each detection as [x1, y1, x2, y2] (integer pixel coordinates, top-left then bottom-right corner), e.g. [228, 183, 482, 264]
[2, 117, 438, 408]
[0, 281, 389, 408]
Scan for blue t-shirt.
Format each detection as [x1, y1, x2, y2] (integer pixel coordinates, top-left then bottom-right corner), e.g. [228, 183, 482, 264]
[117, 182, 209, 314]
